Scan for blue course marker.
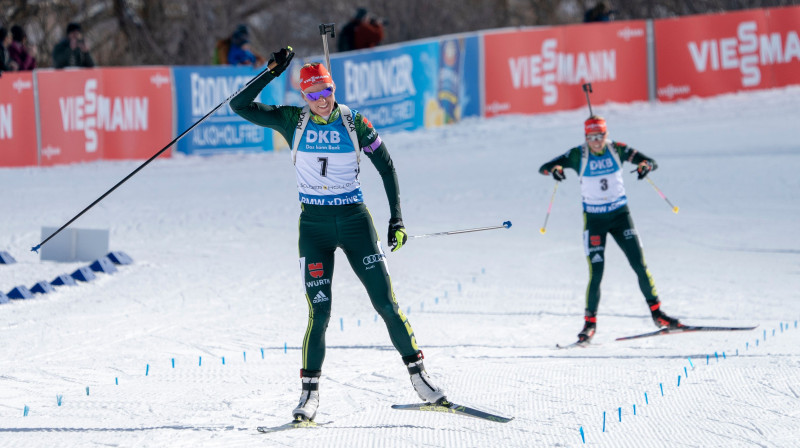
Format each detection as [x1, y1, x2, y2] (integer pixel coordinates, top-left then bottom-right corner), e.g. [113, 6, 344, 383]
[678, 375, 681, 387]
[633, 404, 636, 416]
[340, 318, 344, 331]
[86, 386, 90, 396]
[688, 357, 694, 368]
[146, 364, 150, 376]
[684, 366, 688, 377]
[645, 392, 649, 404]
[172, 358, 175, 368]
[580, 426, 585, 444]
[261, 348, 265, 359]
[222, 356, 226, 365]
[57, 395, 63, 406]
[115, 377, 118, 385]
[243, 351, 247, 362]
[618, 407, 622, 422]
[199, 356, 202, 366]
[23, 405, 29, 416]
[284, 342, 287, 353]
[660, 383, 664, 396]
[602, 411, 606, 432]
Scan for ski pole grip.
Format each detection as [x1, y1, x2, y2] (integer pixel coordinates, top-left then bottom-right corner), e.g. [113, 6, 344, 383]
[319, 23, 335, 38]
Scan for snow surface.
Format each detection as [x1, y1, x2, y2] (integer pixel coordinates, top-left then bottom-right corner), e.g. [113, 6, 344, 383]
[1, 87, 799, 447]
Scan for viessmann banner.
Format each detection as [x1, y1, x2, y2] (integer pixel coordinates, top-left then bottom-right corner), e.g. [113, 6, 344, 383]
[172, 65, 285, 155]
[655, 6, 800, 101]
[36, 67, 173, 166]
[482, 21, 649, 117]
[0, 72, 37, 167]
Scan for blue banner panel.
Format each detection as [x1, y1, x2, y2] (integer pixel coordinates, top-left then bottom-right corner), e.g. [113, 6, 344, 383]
[172, 66, 285, 155]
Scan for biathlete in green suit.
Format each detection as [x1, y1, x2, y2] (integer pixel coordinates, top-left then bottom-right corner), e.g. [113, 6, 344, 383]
[230, 48, 446, 421]
[539, 116, 683, 343]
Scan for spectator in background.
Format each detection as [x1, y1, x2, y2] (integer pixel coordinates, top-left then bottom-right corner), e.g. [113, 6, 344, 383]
[52, 22, 95, 69]
[8, 25, 36, 71]
[584, 1, 614, 22]
[353, 10, 386, 50]
[218, 24, 265, 66]
[337, 7, 367, 52]
[1, 26, 11, 73]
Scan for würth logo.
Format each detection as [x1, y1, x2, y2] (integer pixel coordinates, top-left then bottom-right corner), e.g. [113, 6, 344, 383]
[308, 263, 324, 278]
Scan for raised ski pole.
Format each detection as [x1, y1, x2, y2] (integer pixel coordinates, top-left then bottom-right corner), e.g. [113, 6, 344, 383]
[32, 52, 291, 253]
[409, 221, 512, 239]
[540, 183, 559, 234]
[645, 177, 679, 213]
[319, 23, 335, 74]
[582, 83, 593, 116]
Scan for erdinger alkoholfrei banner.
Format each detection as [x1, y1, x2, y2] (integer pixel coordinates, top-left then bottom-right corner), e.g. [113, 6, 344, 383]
[322, 36, 481, 133]
[0, 72, 37, 167]
[172, 65, 285, 155]
[36, 67, 173, 166]
[482, 21, 649, 117]
[654, 6, 800, 101]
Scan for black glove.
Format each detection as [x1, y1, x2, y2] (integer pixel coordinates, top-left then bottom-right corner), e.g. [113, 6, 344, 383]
[551, 166, 566, 182]
[387, 218, 408, 252]
[633, 160, 653, 180]
[268, 47, 294, 76]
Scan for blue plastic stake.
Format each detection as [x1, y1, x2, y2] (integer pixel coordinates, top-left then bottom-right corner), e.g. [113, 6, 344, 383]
[780, 323, 784, 332]
[57, 395, 63, 406]
[715, 352, 719, 362]
[756, 339, 759, 347]
[645, 392, 649, 404]
[146, 364, 150, 376]
[199, 356, 202, 366]
[688, 357, 694, 369]
[340, 318, 344, 331]
[736, 349, 739, 356]
[684, 366, 688, 377]
[284, 342, 287, 353]
[633, 404, 636, 415]
[222, 356, 226, 365]
[764, 329, 767, 340]
[723, 352, 726, 360]
[580, 426, 585, 444]
[602, 411, 606, 432]
[482, 267, 485, 274]
[374, 314, 378, 322]
[358, 319, 362, 326]
[86, 386, 90, 396]
[407, 306, 411, 314]
[618, 407, 621, 422]
[660, 383, 664, 396]
[115, 377, 118, 385]
[706, 355, 710, 365]
[458, 282, 461, 293]
[172, 358, 175, 368]
[23, 405, 29, 416]
[795, 320, 797, 328]
[678, 375, 681, 387]
[746, 342, 749, 350]
[243, 351, 246, 362]
[772, 329, 775, 336]
[435, 297, 439, 304]
[261, 348, 265, 359]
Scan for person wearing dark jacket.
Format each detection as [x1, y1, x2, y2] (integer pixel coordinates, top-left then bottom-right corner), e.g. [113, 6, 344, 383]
[1, 27, 11, 73]
[539, 116, 682, 344]
[230, 48, 449, 422]
[8, 25, 36, 71]
[52, 22, 95, 69]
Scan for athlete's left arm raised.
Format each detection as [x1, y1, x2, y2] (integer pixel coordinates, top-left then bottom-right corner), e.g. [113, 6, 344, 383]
[357, 114, 402, 221]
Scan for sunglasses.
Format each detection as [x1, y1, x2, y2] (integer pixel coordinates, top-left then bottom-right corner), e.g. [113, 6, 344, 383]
[305, 87, 334, 101]
[586, 133, 606, 142]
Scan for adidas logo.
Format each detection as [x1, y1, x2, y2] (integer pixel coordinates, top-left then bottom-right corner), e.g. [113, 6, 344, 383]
[312, 290, 329, 304]
[591, 253, 604, 263]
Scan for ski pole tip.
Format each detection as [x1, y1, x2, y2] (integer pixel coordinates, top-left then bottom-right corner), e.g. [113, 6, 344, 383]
[31, 245, 40, 253]
[672, 206, 680, 214]
[503, 221, 512, 229]
[539, 228, 546, 234]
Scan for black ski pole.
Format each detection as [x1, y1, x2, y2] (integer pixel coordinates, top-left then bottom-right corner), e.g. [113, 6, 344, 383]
[319, 23, 335, 74]
[32, 52, 290, 253]
[409, 221, 512, 239]
[582, 83, 593, 116]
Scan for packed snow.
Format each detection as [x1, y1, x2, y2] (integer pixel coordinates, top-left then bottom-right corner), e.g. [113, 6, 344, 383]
[1, 86, 799, 447]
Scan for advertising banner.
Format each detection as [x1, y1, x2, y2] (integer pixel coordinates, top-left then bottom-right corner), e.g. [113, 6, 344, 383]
[654, 6, 800, 101]
[36, 67, 173, 166]
[0, 72, 37, 167]
[483, 21, 649, 117]
[172, 65, 285, 155]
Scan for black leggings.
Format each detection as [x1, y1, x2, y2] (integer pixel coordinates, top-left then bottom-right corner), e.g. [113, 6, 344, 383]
[297, 202, 419, 371]
[582, 206, 659, 315]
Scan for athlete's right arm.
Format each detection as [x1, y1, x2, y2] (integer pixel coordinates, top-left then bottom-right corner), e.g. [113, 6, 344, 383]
[539, 147, 582, 175]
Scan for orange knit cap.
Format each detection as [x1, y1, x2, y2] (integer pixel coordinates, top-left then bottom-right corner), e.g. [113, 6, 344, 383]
[584, 116, 607, 135]
[300, 63, 333, 91]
